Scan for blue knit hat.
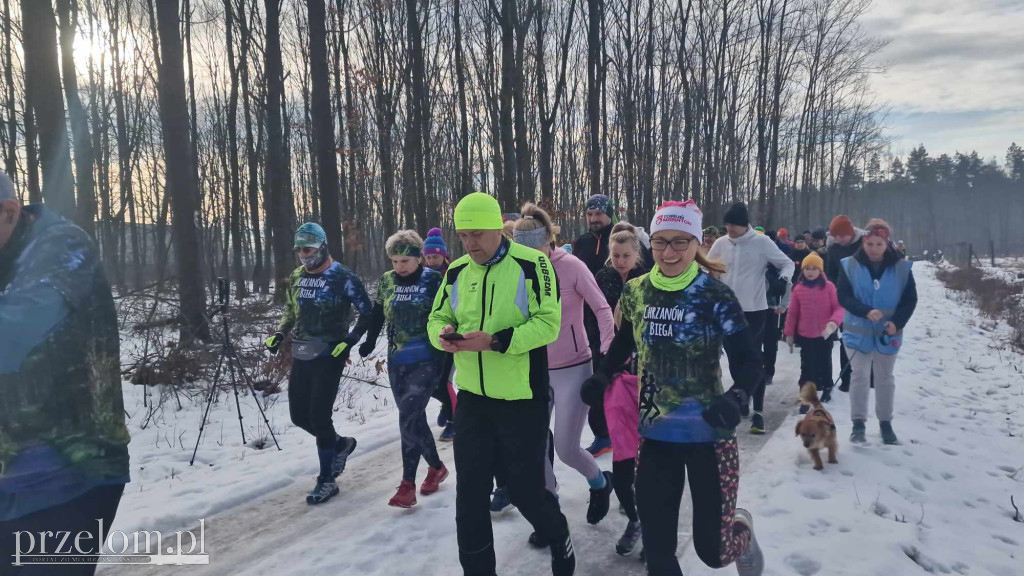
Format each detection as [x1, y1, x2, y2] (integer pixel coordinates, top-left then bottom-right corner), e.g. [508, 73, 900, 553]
[585, 194, 617, 222]
[423, 227, 448, 257]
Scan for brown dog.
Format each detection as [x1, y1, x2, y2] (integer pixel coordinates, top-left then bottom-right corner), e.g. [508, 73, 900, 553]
[795, 382, 838, 470]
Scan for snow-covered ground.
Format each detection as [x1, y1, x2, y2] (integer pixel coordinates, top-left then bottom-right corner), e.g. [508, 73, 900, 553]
[99, 263, 1024, 575]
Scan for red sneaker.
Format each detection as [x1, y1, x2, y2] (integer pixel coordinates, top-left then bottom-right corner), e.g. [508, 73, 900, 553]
[420, 464, 449, 495]
[388, 481, 417, 508]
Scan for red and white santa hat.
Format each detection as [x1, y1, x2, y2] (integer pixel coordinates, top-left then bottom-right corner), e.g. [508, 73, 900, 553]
[650, 200, 704, 243]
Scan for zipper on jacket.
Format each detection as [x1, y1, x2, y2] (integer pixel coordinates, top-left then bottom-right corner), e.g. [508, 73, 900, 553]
[489, 287, 495, 316]
[570, 325, 579, 353]
[478, 266, 492, 397]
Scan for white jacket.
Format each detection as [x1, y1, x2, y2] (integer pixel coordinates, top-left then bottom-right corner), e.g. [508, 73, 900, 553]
[707, 227, 796, 312]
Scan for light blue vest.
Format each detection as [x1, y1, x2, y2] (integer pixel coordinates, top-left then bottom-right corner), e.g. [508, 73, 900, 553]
[841, 256, 912, 355]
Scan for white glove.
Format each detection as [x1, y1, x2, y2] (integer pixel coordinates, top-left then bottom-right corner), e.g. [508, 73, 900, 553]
[822, 322, 838, 339]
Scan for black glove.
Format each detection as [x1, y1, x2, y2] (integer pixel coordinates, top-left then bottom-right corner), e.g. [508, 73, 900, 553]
[702, 388, 748, 429]
[359, 340, 375, 358]
[265, 332, 284, 355]
[580, 372, 610, 407]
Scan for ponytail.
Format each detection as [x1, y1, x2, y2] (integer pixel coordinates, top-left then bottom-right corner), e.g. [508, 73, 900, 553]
[696, 251, 727, 276]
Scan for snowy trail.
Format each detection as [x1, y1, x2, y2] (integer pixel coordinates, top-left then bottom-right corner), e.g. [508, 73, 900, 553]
[100, 325, 800, 575]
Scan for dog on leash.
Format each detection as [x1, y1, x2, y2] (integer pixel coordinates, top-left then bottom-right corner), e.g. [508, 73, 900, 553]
[795, 382, 838, 470]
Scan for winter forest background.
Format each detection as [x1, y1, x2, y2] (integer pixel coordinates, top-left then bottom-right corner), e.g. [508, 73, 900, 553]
[2, 0, 1023, 342]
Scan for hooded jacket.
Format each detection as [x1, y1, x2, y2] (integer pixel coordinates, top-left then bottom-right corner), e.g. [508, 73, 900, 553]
[547, 248, 615, 369]
[707, 226, 796, 312]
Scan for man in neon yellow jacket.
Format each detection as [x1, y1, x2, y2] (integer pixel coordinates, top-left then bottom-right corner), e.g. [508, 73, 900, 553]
[428, 193, 575, 576]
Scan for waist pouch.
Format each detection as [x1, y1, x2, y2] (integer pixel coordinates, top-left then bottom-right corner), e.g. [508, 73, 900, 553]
[292, 339, 331, 361]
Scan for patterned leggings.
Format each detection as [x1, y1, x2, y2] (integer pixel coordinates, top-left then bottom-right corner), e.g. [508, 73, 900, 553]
[635, 437, 751, 576]
[389, 360, 444, 482]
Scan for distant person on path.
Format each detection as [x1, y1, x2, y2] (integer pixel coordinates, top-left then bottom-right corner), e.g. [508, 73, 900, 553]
[512, 203, 616, 530]
[0, 170, 131, 575]
[265, 222, 371, 505]
[428, 193, 576, 576]
[707, 202, 795, 434]
[835, 219, 917, 445]
[784, 252, 845, 410]
[702, 225, 721, 252]
[824, 215, 867, 393]
[359, 230, 449, 508]
[586, 200, 765, 576]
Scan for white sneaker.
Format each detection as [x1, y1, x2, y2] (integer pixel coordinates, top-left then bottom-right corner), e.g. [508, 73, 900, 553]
[734, 508, 764, 576]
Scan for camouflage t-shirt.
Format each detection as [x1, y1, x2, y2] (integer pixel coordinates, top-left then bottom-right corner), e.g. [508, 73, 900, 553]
[618, 271, 747, 440]
[279, 261, 373, 346]
[375, 267, 442, 365]
[0, 206, 130, 519]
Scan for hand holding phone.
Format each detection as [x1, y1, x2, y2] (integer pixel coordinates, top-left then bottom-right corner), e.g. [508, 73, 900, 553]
[440, 332, 465, 341]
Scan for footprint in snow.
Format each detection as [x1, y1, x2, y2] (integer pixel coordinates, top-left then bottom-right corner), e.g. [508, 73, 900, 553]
[996, 465, 1018, 474]
[941, 471, 955, 480]
[909, 478, 926, 492]
[939, 447, 959, 456]
[993, 535, 1018, 546]
[802, 489, 830, 500]
[784, 552, 822, 576]
[759, 507, 790, 518]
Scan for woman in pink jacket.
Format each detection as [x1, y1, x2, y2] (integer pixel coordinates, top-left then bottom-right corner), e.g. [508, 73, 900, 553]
[784, 252, 845, 410]
[513, 203, 617, 530]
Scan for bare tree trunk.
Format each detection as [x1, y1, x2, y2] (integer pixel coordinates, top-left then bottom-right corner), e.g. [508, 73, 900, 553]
[305, 0, 343, 255]
[586, 0, 604, 200]
[454, 0, 471, 196]
[20, 0, 75, 218]
[494, 0, 518, 211]
[2, 0, 17, 181]
[154, 0, 208, 342]
[56, 0, 96, 237]
[263, 0, 295, 301]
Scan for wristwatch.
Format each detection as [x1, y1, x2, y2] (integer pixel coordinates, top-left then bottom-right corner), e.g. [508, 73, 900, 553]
[489, 335, 502, 352]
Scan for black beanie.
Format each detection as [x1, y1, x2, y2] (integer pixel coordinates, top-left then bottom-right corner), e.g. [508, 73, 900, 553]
[723, 202, 749, 227]
[811, 226, 827, 241]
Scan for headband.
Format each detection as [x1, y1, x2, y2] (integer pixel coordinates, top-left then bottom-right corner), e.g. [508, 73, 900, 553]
[513, 226, 552, 249]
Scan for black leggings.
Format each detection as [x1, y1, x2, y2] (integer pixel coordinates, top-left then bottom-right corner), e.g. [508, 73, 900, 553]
[727, 310, 767, 412]
[636, 438, 750, 576]
[1, 484, 124, 575]
[763, 311, 783, 378]
[288, 354, 347, 449]
[390, 360, 443, 482]
[797, 336, 834, 390]
[613, 458, 638, 522]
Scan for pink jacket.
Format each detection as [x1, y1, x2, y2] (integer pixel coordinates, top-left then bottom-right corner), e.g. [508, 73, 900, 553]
[547, 248, 615, 369]
[604, 373, 640, 462]
[784, 279, 845, 339]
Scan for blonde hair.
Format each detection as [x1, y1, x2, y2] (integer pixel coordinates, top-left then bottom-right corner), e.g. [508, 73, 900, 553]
[502, 220, 516, 239]
[385, 229, 424, 256]
[605, 222, 642, 267]
[696, 251, 727, 276]
[513, 202, 556, 247]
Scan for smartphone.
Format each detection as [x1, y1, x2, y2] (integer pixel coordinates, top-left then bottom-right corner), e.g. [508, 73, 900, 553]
[440, 332, 466, 341]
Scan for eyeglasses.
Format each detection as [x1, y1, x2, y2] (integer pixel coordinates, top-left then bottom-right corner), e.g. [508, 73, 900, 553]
[650, 237, 694, 252]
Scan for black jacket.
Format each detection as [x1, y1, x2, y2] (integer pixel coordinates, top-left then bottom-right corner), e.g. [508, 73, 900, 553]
[835, 248, 918, 330]
[825, 237, 862, 287]
[573, 222, 615, 276]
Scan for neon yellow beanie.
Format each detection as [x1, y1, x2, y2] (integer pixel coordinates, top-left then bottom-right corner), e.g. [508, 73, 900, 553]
[454, 193, 503, 231]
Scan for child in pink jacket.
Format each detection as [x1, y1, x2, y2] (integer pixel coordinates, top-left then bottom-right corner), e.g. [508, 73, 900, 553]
[784, 252, 844, 407]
